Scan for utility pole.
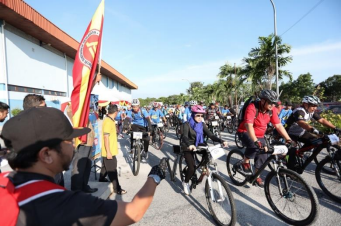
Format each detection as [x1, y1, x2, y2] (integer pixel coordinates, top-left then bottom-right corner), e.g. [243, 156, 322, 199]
[270, 0, 279, 96]
[234, 63, 238, 113]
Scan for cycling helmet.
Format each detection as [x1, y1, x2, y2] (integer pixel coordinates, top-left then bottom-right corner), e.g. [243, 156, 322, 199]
[259, 90, 279, 103]
[152, 102, 158, 108]
[131, 99, 140, 106]
[189, 100, 197, 106]
[191, 105, 206, 114]
[302, 95, 320, 105]
[184, 101, 189, 106]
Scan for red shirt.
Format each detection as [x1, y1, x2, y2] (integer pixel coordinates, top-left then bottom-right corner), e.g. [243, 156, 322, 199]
[237, 102, 280, 138]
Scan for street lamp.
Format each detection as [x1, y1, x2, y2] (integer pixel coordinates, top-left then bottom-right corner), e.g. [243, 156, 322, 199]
[270, 0, 279, 96]
[182, 78, 191, 84]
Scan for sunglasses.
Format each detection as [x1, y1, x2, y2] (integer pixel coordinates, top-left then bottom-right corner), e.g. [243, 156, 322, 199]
[195, 114, 204, 118]
[266, 100, 276, 105]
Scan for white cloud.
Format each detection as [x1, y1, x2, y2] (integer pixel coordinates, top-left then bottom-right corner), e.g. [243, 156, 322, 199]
[291, 41, 341, 56]
[285, 40, 341, 84]
[133, 57, 243, 98]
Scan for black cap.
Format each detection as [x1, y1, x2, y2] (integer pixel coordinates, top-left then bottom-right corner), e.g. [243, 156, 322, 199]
[1, 107, 90, 152]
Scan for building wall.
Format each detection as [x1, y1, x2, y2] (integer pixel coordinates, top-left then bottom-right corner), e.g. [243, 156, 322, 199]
[0, 23, 132, 123]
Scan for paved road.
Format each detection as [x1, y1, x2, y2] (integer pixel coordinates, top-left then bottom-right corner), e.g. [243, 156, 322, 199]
[110, 127, 341, 226]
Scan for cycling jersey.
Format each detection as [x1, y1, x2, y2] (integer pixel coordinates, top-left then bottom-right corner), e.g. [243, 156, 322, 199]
[183, 107, 191, 122]
[115, 110, 122, 121]
[278, 109, 292, 125]
[237, 102, 280, 138]
[131, 109, 149, 127]
[126, 109, 132, 118]
[206, 108, 219, 121]
[162, 108, 168, 116]
[285, 107, 321, 137]
[149, 109, 164, 124]
[221, 109, 230, 116]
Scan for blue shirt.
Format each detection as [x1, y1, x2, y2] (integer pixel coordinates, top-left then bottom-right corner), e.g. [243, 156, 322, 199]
[278, 109, 292, 125]
[132, 109, 150, 127]
[221, 109, 230, 115]
[183, 107, 191, 122]
[149, 109, 164, 124]
[126, 110, 132, 118]
[115, 110, 122, 121]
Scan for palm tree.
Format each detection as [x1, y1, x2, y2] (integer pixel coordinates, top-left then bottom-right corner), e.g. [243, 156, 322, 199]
[242, 34, 293, 90]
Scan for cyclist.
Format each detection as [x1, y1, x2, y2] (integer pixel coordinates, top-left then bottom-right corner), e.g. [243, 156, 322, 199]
[221, 105, 233, 130]
[236, 90, 292, 188]
[183, 100, 197, 122]
[149, 102, 167, 141]
[162, 104, 169, 117]
[278, 101, 293, 126]
[180, 104, 228, 195]
[130, 99, 153, 161]
[285, 95, 341, 148]
[206, 103, 221, 122]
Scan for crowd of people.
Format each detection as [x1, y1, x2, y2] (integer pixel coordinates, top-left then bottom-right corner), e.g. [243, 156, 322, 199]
[0, 89, 340, 225]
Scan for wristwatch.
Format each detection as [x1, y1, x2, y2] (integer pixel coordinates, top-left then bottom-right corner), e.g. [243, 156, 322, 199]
[148, 174, 161, 185]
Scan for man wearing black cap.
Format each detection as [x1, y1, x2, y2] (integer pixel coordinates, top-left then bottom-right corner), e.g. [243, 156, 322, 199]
[0, 107, 167, 225]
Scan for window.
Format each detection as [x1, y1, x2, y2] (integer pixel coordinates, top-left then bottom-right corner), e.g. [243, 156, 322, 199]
[43, 89, 66, 97]
[108, 78, 113, 89]
[101, 75, 108, 87]
[8, 85, 42, 94]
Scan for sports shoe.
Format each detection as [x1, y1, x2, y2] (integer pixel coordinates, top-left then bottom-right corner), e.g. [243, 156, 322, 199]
[182, 182, 191, 195]
[254, 177, 264, 189]
[236, 162, 252, 176]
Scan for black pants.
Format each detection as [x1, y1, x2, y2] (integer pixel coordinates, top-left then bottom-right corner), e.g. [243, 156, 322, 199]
[184, 151, 196, 183]
[71, 145, 92, 191]
[130, 124, 150, 152]
[289, 131, 317, 149]
[99, 156, 121, 192]
[240, 132, 268, 169]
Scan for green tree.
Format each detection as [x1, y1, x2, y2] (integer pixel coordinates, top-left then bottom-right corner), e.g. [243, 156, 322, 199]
[279, 73, 315, 103]
[187, 82, 204, 97]
[319, 75, 341, 101]
[242, 34, 293, 90]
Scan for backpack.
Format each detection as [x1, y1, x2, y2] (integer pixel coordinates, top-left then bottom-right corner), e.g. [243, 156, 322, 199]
[0, 172, 66, 226]
[237, 96, 272, 128]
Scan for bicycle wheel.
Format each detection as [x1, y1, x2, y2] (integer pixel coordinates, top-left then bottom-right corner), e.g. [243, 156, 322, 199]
[264, 168, 319, 225]
[213, 128, 221, 145]
[315, 157, 341, 203]
[227, 123, 234, 134]
[132, 145, 141, 176]
[234, 133, 244, 149]
[226, 149, 248, 186]
[176, 124, 181, 139]
[154, 129, 164, 150]
[164, 120, 170, 133]
[179, 154, 195, 189]
[205, 173, 237, 226]
[314, 146, 337, 170]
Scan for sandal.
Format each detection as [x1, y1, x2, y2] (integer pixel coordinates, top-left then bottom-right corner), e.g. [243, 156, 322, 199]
[115, 189, 127, 195]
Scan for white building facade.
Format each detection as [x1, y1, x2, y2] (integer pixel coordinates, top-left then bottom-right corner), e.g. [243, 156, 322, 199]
[0, 0, 137, 121]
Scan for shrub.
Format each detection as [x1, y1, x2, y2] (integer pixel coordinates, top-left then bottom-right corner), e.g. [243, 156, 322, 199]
[11, 108, 22, 117]
[311, 111, 341, 134]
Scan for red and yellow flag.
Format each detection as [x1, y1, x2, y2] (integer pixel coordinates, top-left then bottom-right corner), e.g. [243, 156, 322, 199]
[71, 0, 104, 144]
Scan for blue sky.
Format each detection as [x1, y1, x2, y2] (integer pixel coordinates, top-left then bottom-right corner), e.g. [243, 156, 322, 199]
[25, 0, 341, 99]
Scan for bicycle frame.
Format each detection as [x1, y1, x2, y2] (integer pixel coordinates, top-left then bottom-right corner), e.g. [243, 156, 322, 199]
[294, 139, 331, 174]
[240, 154, 289, 196]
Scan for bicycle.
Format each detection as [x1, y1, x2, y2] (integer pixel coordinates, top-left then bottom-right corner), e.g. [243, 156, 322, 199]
[226, 145, 319, 225]
[175, 118, 182, 139]
[284, 131, 341, 203]
[223, 115, 234, 134]
[151, 123, 164, 150]
[169, 144, 237, 226]
[130, 131, 149, 176]
[164, 115, 171, 133]
[234, 132, 244, 149]
[206, 117, 221, 144]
